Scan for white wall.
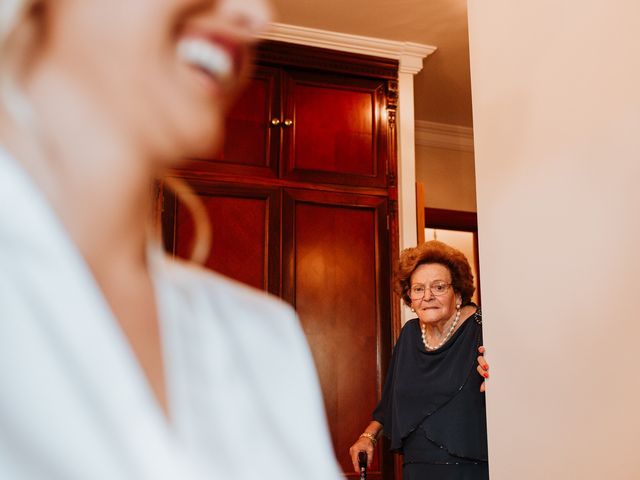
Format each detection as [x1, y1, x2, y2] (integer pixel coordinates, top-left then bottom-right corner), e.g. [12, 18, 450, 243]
[468, 1, 640, 478]
[415, 144, 477, 211]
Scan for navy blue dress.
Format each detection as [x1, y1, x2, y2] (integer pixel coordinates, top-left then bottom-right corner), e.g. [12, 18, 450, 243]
[373, 310, 489, 479]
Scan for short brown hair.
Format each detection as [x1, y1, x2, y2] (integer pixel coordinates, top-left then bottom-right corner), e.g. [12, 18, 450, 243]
[396, 240, 475, 307]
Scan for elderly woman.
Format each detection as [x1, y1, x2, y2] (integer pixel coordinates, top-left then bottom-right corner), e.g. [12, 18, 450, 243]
[0, 1, 341, 479]
[349, 240, 489, 479]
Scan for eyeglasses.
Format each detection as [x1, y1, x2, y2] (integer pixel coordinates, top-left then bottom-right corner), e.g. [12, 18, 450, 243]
[409, 281, 452, 300]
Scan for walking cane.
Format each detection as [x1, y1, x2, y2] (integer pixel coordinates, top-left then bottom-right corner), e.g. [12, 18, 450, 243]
[358, 451, 367, 480]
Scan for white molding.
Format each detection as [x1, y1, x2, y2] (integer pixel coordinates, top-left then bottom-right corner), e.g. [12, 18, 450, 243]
[397, 72, 419, 252]
[259, 23, 436, 74]
[415, 120, 475, 152]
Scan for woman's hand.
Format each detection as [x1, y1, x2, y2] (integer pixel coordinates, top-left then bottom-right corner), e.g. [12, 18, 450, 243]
[477, 345, 489, 392]
[349, 436, 375, 473]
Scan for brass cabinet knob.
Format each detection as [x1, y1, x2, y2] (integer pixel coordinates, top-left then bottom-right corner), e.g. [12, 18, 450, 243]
[283, 119, 293, 127]
[271, 118, 281, 126]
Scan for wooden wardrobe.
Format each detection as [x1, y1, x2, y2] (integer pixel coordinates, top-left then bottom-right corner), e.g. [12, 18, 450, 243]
[162, 41, 400, 479]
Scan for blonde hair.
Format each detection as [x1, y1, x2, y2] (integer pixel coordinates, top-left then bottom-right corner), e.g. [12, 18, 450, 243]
[0, 0, 38, 124]
[0, 0, 32, 51]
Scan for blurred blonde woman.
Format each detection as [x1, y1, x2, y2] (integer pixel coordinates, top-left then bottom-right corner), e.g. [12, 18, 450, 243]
[0, 1, 340, 479]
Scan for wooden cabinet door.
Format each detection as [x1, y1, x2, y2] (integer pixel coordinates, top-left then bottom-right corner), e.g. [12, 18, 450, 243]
[162, 182, 281, 295]
[281, 71, 389, 188]
[162, 42, 399, 479]
[282, 189, 393, 479]
[186, 66, 281, 178]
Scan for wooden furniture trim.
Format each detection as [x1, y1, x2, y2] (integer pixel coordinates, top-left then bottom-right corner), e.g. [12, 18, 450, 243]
[169, 168, 393, 197]
[256, 40, 399, 79]
[424, 207, 478, 231]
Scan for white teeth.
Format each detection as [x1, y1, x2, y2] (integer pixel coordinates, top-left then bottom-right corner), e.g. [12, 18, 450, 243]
[177, 38, 233, 82]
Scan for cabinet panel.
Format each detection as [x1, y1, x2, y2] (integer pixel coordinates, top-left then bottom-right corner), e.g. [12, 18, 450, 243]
[163, 183, 280, 294]
[162, 41, 400, 480]
[188, 66, 281, 178]
[282, 72, 389, 187]
[282, 189, 392, 479]
[292, 84, 373, 174]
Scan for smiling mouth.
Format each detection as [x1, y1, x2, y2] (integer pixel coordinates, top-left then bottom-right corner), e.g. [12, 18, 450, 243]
[177, 36, 239, 88]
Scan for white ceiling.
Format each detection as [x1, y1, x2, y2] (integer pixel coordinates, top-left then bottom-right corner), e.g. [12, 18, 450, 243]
[270, 0, 473, 127]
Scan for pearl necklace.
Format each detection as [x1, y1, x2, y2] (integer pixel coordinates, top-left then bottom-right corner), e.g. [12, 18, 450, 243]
[421, 307, 461, 351]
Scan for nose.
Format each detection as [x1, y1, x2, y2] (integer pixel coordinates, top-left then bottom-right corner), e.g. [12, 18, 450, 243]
[217, 0, 274, 38]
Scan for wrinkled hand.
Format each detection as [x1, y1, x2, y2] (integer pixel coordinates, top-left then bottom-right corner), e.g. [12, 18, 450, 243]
[348, 436, 375, 473]
[477, 345, 489, 392]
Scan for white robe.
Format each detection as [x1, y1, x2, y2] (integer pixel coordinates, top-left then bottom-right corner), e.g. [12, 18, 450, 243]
[0, 148, 342, 480]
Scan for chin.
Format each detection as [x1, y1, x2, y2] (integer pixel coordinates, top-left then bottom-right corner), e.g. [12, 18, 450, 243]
[151, 115, 224, 164]
[423, 318, 443, 324]
[420, 312, 447, 323]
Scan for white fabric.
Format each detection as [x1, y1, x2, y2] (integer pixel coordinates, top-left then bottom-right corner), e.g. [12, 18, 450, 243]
[0, 148, 341, 480]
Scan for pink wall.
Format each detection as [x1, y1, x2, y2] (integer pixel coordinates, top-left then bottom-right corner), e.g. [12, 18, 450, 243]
[468, 0, 640, 478]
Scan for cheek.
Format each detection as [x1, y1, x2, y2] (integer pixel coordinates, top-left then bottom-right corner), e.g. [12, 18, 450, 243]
[135, 57, 229, 159]
[149, 94, 226, 159]
[46, 1, 229, 158]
